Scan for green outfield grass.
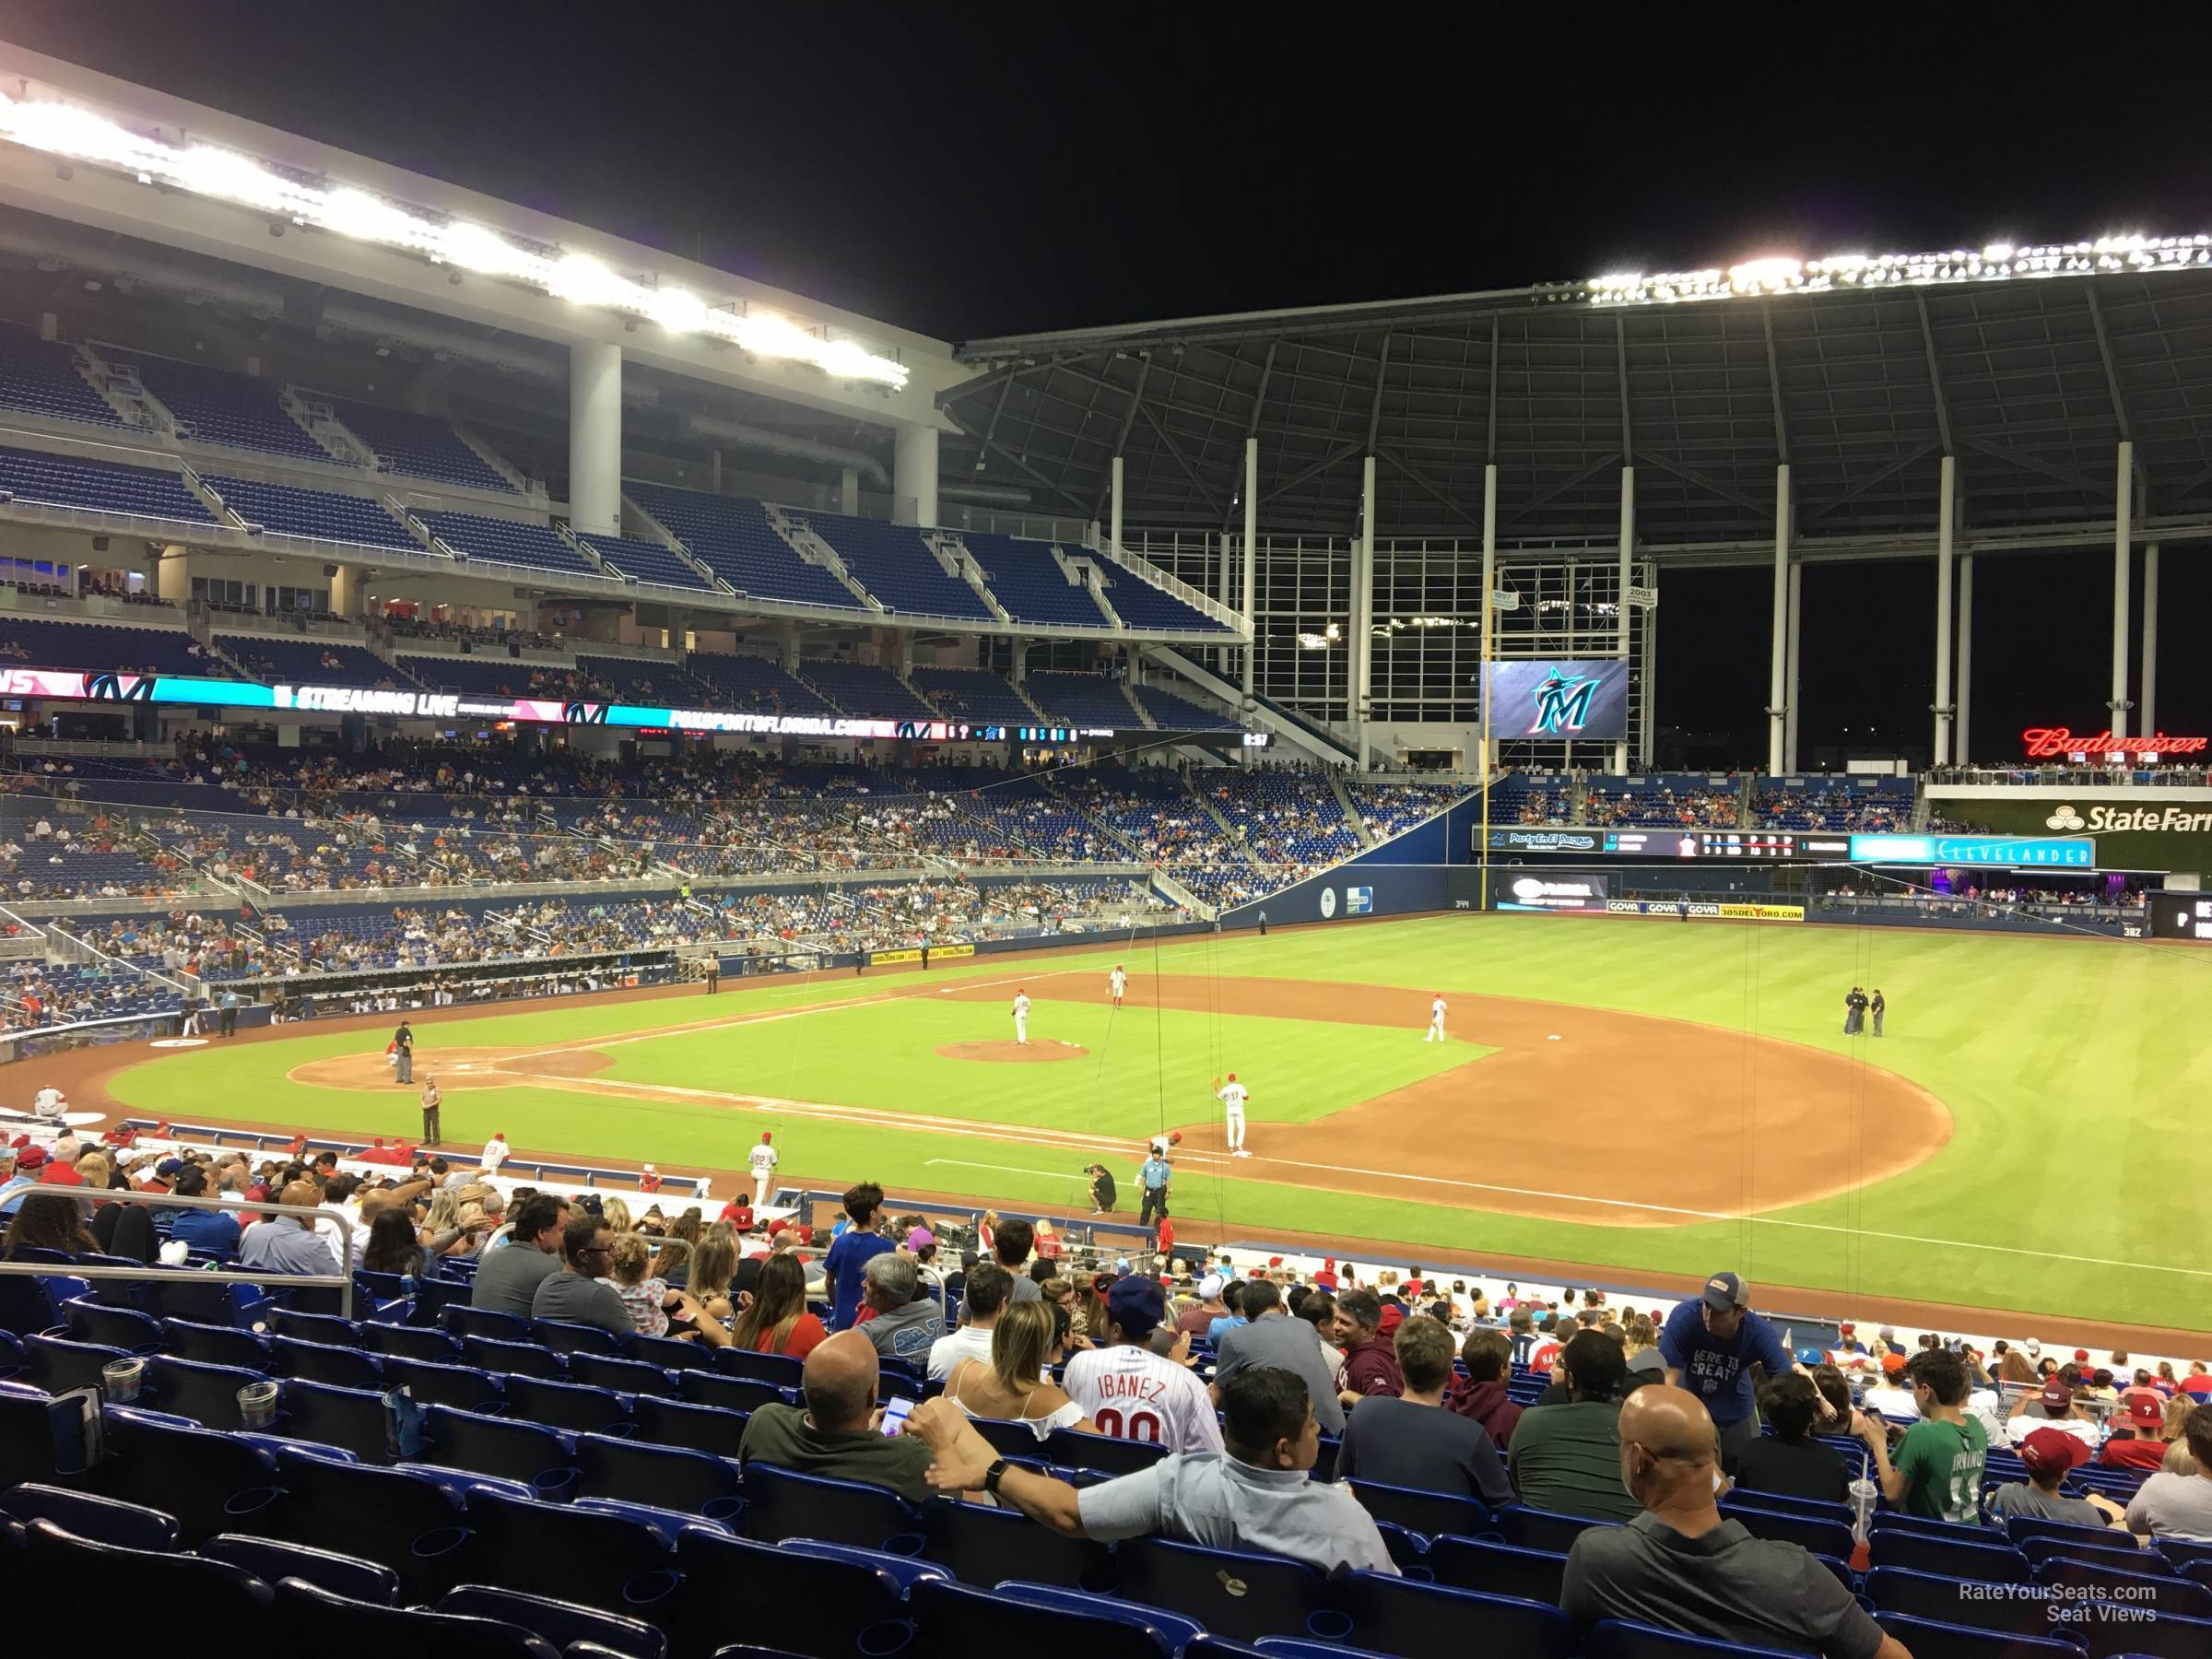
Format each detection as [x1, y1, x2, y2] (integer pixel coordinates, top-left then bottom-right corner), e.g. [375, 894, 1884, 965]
[106, 915, 2212, 1330]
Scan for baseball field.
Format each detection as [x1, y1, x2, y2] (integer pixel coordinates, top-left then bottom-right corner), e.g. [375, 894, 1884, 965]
[79, 912, 2212, 1337]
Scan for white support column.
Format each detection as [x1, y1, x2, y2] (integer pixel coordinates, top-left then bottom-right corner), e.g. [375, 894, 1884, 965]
[1215, 532, 1231, 675]
[568, 340, 622, 537]
[1639, 576, 1658, 769]
[1480, 463, 1498, 783]
[2112, 440, 2133, 739]
[894, 424, 940, 528]
[1108, 454, 1124, 557]
[1240, 437, 1258, 704]
[1354, 453, 1378, 761]
[1784, 560, 1802, 772]
[1614, 466, 1634, 772]
[1767, 464, 1790, 776]
[2141, 542, 2159, 740]
[1934, 453, 1956, 766]
[1956, 555, 1973, 764]
[839, 466, 860, 517]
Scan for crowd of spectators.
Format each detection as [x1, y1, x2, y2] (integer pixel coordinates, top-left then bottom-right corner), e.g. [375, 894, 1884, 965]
[1586, 785, 1741, 828]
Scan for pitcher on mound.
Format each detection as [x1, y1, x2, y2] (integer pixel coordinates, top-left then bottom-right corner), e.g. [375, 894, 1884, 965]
[1215, 1072, 1250, 1158]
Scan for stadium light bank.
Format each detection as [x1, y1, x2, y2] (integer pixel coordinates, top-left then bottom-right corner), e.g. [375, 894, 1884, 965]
[0, 88, 909, 391]
[1583, 236, 2212, 306]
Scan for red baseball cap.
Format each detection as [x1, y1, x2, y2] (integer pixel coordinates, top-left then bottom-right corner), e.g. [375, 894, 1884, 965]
[15, 1145, 45, 1169]
[2074, 1348, 2091, 1363]
[2126, 1393, 2165, 1428]
[2018, 1427, 2090, 1477]
[2040, 1378, 2073, 1412]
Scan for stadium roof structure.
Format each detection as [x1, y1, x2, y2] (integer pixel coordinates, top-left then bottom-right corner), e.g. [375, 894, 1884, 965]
[947, 240, 2212, 566]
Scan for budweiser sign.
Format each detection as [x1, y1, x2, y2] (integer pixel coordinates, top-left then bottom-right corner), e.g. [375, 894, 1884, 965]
[2021, 727, 2209, 759]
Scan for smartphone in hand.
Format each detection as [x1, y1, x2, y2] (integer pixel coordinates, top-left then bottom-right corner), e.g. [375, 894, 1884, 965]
[880, 1395, 916, 1437]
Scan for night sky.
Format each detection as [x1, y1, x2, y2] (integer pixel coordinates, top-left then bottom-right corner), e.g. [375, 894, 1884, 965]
[3, 3, 2206, 764]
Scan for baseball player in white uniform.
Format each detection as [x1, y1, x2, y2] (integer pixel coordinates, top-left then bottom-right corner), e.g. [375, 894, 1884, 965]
[1012, 988, 1030, 1045]
[1109, 964, 1127, 1008]
[479, 1131, 511, 1177]
[1426, 993, 1447, 1042]
[748, 1132, 780, 1207]
[1216, 1072, 1250, 1156]
[30, 1085, 67, 1124]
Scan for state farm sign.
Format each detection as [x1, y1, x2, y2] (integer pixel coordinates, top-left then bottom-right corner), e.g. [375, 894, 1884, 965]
[2058, 804, 2212, 834]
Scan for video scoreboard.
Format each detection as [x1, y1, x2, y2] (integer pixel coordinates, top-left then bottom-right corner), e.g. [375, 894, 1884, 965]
[2147, 892, 2212, 941]
[1482, 828, 1849, 860]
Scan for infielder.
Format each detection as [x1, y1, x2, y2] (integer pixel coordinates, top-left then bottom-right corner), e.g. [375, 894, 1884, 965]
[1012, 987, 1030, 1045]
[1425, 993, 1447, 1042]
[1216, 1071, 1250, 1157]
[1109, 963, 1127, 1008]
[30, 1084, 66, 1124]
[748, 1131, 780, 1208]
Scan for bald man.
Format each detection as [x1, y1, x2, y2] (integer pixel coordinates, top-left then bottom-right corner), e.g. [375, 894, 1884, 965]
[735, 1330, 935, 1503]
[237, 1180, 342, 1277]
[1560, 1385, 1908, 1659]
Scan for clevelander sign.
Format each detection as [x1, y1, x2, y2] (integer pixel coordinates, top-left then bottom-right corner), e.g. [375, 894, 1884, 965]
[1924, 789, 2212, 876]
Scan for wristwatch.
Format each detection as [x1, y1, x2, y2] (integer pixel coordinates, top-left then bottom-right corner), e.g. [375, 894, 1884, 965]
[982, 1457, 1009, 1496]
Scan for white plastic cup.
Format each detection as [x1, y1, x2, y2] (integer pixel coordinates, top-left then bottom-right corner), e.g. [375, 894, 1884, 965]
[1849, 1476, 1879, 1541]
[100, 1357, 144, 1403]
[237, 1380, 279, 1430]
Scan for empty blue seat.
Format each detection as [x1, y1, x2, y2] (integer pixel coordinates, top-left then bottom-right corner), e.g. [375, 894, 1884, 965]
[1116, 1535, 1345, 1643]
[63, 1296, 161, 1350]
[711, 1347, 806, 1386]
[1426, 1535, 1570, 1603]
[374, 1355, 503, 1412]
[668, 1528, 928, 1659]
[146, 1354, 265, 1430]
[1867, 1565, 2057, 1637]
[280, 1379, 394, 1463]
[441, 1303, 531, 1343]
[531, 1318, 628, 1358]
[629, 1393, 749, 1459]
[23, 1333, 132, 1396]
[570, 1352, 681, 1397]
[422, 1405, 574, 1488]
[1721, 1500, 1856, 1559]
[500, 1373, 631, 1433]
[682, 1369, 792, 1414]
[199, 1533, 400, 1606]
[921, 1488, 1114, 1590]
[1349, 1479, 1493, 1541]
[272, 1447, 469, 1598]
[913, 1576, 1197, 1659]
[275, 1575, 558, 1657]
[2034, 1555, 2212, 1618]
[0, 1480, 178, 1551]
[2078, 1604, 2212, 1659]
[448, 1489, 678, 1615]
[359, 1321, 462, 1364]
[1873, 1612, 2094, 1659]
[1340, 1574, 1575, 1659]
[625, 1332, 712, 1372]
[571, 1432, 740, 1516]
[267, 1335, 382, 1390]
[1871, 1528, 2033, 1583]
[18, 1516, 273, 1619]
[1496, 1504, 1620, 1552]
[1046, 1425, 1171, 1477]
[1583, 1620, 1829, 1659]
[271, 1309, 359, 1347]
[96, 1407, 282, 1541]
[0, 1272, 66, 1336]
[440, 1584, 667, 1659]
[738, 1461, 932, 1554]
[462, 1334, 569, 1381]
[160, 1316, 272, 1370]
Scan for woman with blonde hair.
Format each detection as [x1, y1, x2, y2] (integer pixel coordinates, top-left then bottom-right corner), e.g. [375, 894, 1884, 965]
[686, 1230, 735, 1325]
[1621, 1310, 1665, 1378]
[728, 1251, 826, 1358]
[942, 1299, 1094, 1438]
[601, 1196, 633, 1233]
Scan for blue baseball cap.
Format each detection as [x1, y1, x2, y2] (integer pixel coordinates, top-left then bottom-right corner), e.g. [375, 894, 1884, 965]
[1106, 1275, 1165, 1339]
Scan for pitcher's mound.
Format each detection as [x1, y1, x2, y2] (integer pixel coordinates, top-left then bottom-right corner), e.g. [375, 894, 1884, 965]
[288, 1045, 615, 1091]
[936, 1040, 1089, 1064]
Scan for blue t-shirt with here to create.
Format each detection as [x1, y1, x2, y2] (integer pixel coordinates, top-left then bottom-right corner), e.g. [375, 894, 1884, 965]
[825, 1229, 892, 1332]
[1658, 1300, 1794, 1427]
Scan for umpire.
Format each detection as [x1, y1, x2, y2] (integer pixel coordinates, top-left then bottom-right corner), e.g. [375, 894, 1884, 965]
[1137, 1143, 1172, 1229]
[393, 1019, 415, 1084]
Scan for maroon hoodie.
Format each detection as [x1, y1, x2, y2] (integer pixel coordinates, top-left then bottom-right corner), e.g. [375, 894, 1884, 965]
[1446, 1376, 1524, 1446]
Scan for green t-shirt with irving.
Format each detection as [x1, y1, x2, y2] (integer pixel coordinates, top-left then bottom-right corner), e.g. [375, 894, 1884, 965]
[1893, 1412, 1988, 1523]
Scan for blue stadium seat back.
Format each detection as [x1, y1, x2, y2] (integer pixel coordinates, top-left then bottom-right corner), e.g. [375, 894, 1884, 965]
[421, 1403, 576, 1488]
[267, 1334, 383, 1390]
[273, 1444, 467, 1583]
[532, 1317, 629, 1358]
[2018, 1536, 2172, 1576]
[1718, 1488, 1853, 1524]
[23, 1332, 133, 1396]
[442, 1303, 533, 1343]
[394, 1461, 542, 1510]
[0, 1479, 179, 1551]
[1115, 1535, 1342, 1645]
[708, 1347, 806, 1386]
[410, 1276, 472, 1324]
[200, 1533, 400, 1606]
[1583, 1618, 1826, 1659]
[275, 1575, 560, 1658]
[0, 1273, 66, 1335]
[2076, 1605, 2212, 1659]
[463, 1333, 571, 1381]
[738, 1461, 934, 1554]
[2157, 1537, 2212, 1571]
[147, 1275, 254, 1328]
[1348, 1477, 1493, 1541]
[1335, 1574, 1575, 1659]
[93, 1408, 282, 1541]
[360, 1321, 463, 1364]
[501, 1372, 634, 1434]
[1369, 1520, 1430, 1574]
[570, 1494, 724, 1547]
[453, 1489, 680, 1613]
[1245, 1642, 1397, 1659]
[629, 1393, 749, 1459]
[965, 1415, 1052, 1458]
[281, 1378, 396, 1462]
[572, 1430, 741, 1515]
[270, 1308, 359, 1347]
[2034, 1555, 2212, 1619]
[1045, 1425, 1172, 1477]
[1873, 1611, 2099, 1659]
[626, 1332, 712, 1371]
[670, 1526, 921, 1659]
[1866, 1567, 2057, 1638]
[1869, 1527, 2034, 1584]
[441, 1583, 668, 1659]
[20, 1517, 273, 1620]
[63, 1295, 162, 1350]
[1426, 1535, 1570, 1603]
[1719, 1500, 1856, 1558]
[1496, 1504, 1621, 1553]
[571, 1352, 682, 1397]
[918, 1487, 1114, 1590]
[146, 1353, 265, 1430]
[263, 1284, 351, 1320]
[913, 1575, 1191, 1659]
[1309, 1435, 1341, 1484]
[159, 1316, 272, 1370]
[2005, 1513, 2137, 1553]
[375, 1354, 505, 1412]
[681, 1369, 794, 1414]
[1875, 1511, 2012, 1545]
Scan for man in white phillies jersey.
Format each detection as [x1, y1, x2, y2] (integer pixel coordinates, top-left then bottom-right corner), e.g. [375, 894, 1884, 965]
[1109, 964, 1127, 1008]
[747, 1132, 780, 1208]
[1426, 994, 1447, 1042]
[1217, 1073, 1250, 1157]
[1061, 1276, 1223, 1454]
[1012, 989, 1031, 1044]
[30, 1084, 66, 1123]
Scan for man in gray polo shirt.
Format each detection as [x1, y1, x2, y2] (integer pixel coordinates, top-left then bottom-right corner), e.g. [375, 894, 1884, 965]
[531, 1213, 632, 1334]
[910, 1366, 1395, 1577]
[858, 1250, 946, 1364]
[1561, 1384, 1905, 1659]
[1211, 1277, 1344, 1434]
[469, 1195, 569, 1318]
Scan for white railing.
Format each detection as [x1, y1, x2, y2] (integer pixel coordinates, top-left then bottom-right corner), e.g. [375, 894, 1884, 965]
[1090, 534, 1248, 635]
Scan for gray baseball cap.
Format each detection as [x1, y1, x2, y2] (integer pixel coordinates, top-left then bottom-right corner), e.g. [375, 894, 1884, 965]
[1700, 1271, 1749, 1312]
